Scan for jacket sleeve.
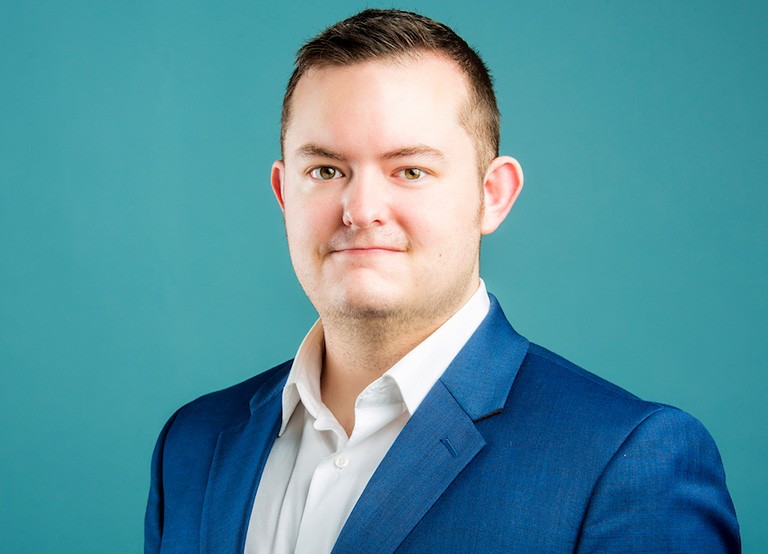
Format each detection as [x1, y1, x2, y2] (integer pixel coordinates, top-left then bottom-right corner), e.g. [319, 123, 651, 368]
[576, 407, 740, 553]
[144, 411, 179, 554]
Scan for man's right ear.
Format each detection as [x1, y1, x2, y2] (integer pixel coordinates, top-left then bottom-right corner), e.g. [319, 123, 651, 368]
[271, 160, 286, 212]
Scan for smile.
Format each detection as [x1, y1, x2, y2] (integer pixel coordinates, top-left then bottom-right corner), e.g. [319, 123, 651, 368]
[331, 247, 404, 255]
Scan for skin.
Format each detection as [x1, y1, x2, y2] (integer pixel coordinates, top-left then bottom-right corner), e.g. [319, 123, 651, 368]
[272, 53, 523, 434]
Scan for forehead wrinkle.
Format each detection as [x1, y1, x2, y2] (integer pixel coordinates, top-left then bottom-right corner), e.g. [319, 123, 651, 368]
[295, 143, 347, 161]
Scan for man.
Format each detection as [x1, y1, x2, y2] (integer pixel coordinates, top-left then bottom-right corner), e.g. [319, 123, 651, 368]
[145, 9, 739, 553]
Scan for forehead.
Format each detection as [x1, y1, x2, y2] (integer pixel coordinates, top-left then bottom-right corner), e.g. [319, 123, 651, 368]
[284, 54, 474, 158]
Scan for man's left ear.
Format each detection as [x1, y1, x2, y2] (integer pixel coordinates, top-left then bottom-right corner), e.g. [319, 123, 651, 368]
[480, 156, 524, 235]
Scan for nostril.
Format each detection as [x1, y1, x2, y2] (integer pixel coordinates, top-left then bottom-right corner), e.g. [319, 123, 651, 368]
[341, 186, 387, 228]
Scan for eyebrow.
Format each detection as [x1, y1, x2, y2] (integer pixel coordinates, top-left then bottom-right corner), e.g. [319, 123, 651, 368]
[294, 143, 446, 162]
[295, 144, 346, 161]
[381, 145, 446, 161]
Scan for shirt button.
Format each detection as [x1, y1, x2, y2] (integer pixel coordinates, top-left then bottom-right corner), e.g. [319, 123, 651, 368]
[334, 454, 349, 469]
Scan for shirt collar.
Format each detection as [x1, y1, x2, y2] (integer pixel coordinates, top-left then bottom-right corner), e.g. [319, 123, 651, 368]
[384, 280, 490, 414]
[279, 280, 491, 434]
[280, 320, 325, 435]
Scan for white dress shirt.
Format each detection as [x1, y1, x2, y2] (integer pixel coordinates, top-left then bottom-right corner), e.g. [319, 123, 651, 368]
[244, 281, 491, 554]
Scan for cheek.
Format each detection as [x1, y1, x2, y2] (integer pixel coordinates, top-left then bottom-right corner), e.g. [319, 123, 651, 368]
[284, 197, 339, 246]
[409, 195, 481, 243]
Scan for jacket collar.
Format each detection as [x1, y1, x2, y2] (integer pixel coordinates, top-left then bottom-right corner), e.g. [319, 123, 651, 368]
[440, 294, 529, 421]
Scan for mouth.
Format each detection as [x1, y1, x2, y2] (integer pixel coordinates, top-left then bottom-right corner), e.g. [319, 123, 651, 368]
[324, 232, 409, 257]
[330, 246, 404, 255]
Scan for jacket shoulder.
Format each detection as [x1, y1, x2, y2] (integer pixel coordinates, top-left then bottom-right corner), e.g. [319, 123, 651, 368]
[575, 394, 740, 551]
[502, 342, 683, 472]
[520, 342, 658, 420]
[526, 342, 643, 400]
[482, 341, 740, 550]
[523, 345, 728, 462]
[171, 359, 292, 433]
[145, 361, 291, 553]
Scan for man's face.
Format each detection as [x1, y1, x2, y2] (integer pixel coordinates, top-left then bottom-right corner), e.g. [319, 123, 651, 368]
[273, 54, 493, 326]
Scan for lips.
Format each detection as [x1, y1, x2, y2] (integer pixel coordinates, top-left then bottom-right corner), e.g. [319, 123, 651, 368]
[331, 246, 404, 254]
[324, 232, 408, 255]
[328, 247, 406, 262]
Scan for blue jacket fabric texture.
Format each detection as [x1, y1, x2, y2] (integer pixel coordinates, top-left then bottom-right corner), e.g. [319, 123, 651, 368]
[145, 296, 740, 553]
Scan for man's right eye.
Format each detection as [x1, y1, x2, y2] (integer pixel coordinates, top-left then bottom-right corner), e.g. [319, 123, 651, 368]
[309, 166, 343, 180]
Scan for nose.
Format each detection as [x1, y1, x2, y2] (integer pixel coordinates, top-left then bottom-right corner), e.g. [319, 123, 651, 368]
[341, 172, 389, 229]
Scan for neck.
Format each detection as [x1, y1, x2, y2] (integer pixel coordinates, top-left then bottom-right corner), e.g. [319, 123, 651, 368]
[318, 282, 479, 436]
[318, 315, 440, 436]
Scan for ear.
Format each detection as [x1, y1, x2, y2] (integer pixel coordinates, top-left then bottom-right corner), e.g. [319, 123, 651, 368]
[271, 160, 286, 212]
[480, 156, 523, 235]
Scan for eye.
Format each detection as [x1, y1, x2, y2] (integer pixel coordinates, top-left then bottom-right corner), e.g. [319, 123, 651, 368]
[398, 168, 425, 181]
[309, 166, 343, 180]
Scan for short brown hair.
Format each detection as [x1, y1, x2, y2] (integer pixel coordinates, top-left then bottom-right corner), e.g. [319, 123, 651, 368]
[280, 9, 500, 170]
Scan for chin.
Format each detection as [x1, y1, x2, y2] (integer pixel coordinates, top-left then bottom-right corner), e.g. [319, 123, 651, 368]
[323, 280, 409, 321]
[338, 290, 402, 319]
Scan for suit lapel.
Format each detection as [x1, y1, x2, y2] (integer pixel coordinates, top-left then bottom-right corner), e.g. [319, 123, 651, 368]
[333, 296, 530, 553]
[332, 380, 485, 554]
[199, 368, 288, 552]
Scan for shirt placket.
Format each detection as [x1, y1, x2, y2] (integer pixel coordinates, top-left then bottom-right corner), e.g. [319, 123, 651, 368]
[293, 380, 405, 553]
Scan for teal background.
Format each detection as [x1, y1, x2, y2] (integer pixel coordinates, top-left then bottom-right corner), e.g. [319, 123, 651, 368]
[1, 1, 765, 551]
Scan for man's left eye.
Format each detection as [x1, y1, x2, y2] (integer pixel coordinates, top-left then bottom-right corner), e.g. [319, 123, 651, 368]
[399, 168, 424, 181]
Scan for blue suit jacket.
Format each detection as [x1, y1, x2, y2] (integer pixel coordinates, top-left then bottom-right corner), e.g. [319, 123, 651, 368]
[145, 297, 740, 552]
